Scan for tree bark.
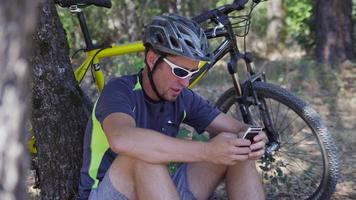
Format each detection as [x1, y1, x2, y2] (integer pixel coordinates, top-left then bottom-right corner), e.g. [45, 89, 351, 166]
[157, 0, 178, 13]
[31, 0, 89, 199]
[0, 0, 39, 200]
[124, 0, 140, 41]
[266, 0, 285, 46]
[314, 0, 354, 64]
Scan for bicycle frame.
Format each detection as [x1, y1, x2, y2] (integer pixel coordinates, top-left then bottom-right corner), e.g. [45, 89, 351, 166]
[72, 8, 216, 92]
[74, 42, 145, 92]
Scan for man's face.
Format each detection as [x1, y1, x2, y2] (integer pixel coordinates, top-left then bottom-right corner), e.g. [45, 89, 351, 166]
[153, 55, 199, 101]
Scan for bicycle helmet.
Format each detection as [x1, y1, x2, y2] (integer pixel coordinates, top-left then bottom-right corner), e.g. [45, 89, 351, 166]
[143, 13, 211, 62]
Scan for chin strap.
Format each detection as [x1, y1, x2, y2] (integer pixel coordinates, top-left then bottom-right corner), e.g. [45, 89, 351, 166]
[144, 55, 165, 101]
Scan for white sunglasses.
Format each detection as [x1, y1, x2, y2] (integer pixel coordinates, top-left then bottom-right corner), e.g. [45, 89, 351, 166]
[163, 58, 200, 79]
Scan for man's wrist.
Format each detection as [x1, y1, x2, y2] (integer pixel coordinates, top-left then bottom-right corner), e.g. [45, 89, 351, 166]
[200, 141, 210, 162]
[240, 124, 250, 132]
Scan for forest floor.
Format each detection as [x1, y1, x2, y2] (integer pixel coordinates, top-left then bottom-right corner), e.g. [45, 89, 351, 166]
[27, 60, 355, 199]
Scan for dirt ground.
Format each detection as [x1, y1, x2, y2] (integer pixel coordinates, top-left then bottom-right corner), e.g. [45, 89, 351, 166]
[27, 61, 355, 199]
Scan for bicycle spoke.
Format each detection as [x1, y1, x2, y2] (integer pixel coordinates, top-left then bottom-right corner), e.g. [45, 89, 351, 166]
[290, 142, 319, 146]
[277, 149, 316, 157]
[286, 156, 322, 169]
[266, 98, 275, 125]
[277, 150, 322, 166]
[268, 99, 278, 126]
[289, 163, 319, 183]
[252, 106, 263, 125]
[277, 106, 291, 131]
[280, 121, 308, 146]
[278, 149, 321, 162]
[281, 125, 314, 147]
[264, 99, 311, 147]
[278, 113, 302, 134]
[272, 160, 318, 195]
[282, 132, 318, 149]
[278, 163, 313, 188]
[274, 99, 282, 128]
[229, 104, 240, 120]
[283, 156, 320, 182]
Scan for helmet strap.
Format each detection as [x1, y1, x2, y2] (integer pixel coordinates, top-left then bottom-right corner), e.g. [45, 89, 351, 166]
[145, 55, 165, 101]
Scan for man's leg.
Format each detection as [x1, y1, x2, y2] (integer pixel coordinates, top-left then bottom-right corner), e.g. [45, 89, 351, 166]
[187, 161, 264, 200]
[109, 155, 180, 200]
[225, 160, 264, 200]
[186, 162, 227, 199]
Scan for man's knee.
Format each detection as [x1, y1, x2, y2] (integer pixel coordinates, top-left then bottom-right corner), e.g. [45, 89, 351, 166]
[108, 155, 169, 199]
[228, 160, 257, 171]
[132, 159, 168, 174]
[226, 160, 259, 180]
[111, 155, 168, 179]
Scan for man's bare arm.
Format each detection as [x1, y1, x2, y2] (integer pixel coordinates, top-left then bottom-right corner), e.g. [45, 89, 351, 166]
[103, 112, 210, 164]
[103, 112, 251, 165]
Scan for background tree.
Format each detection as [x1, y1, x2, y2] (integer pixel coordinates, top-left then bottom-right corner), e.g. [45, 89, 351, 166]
[0, 0, 39, 199]
[157, 0, 178, 13]
[266, 0, 285, 49]
[314, 0, 354, 64]
[284, 0, 313, 50]
[31, 0, 89, 199]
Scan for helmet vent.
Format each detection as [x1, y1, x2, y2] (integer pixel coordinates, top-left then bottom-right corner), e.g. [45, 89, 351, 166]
[185, 40, 194, 49]
[177, 25, 190, 36]
[170, 36, 180, 48]
[155, 33, 164, 44]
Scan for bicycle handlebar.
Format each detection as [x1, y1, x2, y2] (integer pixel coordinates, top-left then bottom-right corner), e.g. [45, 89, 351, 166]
[192, 0, 248, 23]
[55, 0, 112, 9]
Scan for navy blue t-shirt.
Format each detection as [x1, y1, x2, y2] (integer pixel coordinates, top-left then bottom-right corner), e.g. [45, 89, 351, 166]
[77, 73, 220, 199]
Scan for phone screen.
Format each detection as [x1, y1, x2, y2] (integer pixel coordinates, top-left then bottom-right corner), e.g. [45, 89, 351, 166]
[242, 127, 262, 143]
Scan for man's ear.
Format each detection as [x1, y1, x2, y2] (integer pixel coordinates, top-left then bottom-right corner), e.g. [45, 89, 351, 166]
[146, 49, 158, 70]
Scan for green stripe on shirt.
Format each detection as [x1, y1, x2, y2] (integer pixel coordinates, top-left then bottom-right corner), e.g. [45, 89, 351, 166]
[88, 100, 110, 188]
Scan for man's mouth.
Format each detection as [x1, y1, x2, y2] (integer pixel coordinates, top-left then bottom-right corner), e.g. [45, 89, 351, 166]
[171, 88, 181, 94]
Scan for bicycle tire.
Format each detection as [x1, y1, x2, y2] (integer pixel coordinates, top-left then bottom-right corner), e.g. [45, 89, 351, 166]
[215, 82, 339, 200]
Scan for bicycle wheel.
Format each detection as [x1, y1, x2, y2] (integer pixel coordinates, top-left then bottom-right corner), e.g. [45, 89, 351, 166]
[215, 82, 339, 200]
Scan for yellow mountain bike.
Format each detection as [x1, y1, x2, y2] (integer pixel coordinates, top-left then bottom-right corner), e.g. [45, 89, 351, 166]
[30, 0, 339, 199]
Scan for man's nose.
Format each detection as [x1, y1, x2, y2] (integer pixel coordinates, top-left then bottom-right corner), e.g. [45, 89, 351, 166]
[178, 76, 190, 87]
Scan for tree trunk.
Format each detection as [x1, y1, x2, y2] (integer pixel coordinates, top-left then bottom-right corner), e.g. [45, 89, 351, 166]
[314, 0, 354, 64]
[31, 0, 89, 199]
[157, 0, 178, 13]
[0, 0, 39, 200]
[124, 0, 140, 41]
[266, 0, 285, 46]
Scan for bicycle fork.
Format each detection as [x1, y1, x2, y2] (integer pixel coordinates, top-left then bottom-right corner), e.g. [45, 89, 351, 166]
[228, 53, 280, 156]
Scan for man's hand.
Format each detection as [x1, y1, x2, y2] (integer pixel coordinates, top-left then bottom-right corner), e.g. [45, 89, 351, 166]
[247, 131, 268, 160]
[205, 132, 251, 166]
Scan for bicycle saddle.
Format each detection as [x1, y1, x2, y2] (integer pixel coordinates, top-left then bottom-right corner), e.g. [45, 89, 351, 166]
[55, 0, 112, 9]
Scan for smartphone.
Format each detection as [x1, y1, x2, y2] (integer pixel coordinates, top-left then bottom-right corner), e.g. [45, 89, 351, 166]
[242, 126, 263, 143]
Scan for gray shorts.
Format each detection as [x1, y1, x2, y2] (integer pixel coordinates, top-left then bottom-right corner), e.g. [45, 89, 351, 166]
[89, 164, 197, 200]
